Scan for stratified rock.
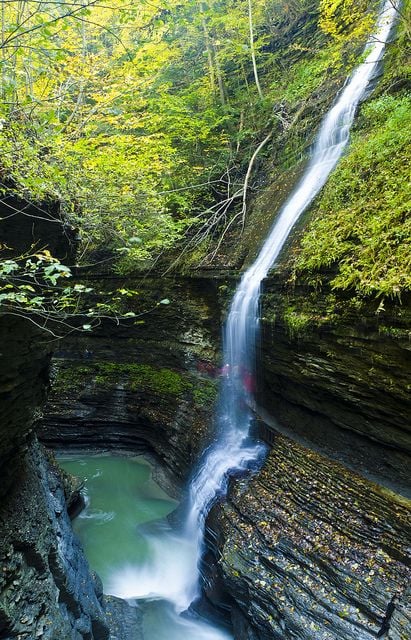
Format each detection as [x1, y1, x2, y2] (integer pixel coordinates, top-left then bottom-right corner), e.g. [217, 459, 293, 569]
[213, 434, 410, 640]
[0, 202, 139, 640]
[0, 192, 77, 498]
[259, 277, 411, 494]
[0, 437, 110, 640]
[40, 275, 223, 485]
[0, 316, 53, 497]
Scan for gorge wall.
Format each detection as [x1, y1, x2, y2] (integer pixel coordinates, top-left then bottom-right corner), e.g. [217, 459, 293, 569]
[39, 274, 223, 489]
[0, 203, 142, 640]
[212, 434, 410, 640]
[38, 267, 411, 640]
[1, 180, 410, 640]
[1, 3, 409, 638]
[259, 276, 411, 495]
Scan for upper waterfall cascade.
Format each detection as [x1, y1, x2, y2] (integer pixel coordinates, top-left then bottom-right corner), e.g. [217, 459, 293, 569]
[108, 1, 398, 633]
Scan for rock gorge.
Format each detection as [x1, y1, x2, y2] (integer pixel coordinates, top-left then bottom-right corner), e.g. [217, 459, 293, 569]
[0, 199, 144, 639]
[0, 1, 410, 639]
[1, 257, 410, 638]
[37, 266, 410, 640]
[1, 183, 410, 638]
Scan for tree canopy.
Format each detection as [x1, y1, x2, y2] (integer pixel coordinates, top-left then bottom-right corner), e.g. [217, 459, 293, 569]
[1, 0, 382, 269]
[1, 0, 409, 309]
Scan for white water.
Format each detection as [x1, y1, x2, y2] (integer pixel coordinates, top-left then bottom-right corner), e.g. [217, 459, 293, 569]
[108, 1, 397, 631]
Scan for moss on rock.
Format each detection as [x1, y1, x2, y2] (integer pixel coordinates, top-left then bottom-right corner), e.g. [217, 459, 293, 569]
[51, 360, 219, 410]
[292, 94, 411, 297]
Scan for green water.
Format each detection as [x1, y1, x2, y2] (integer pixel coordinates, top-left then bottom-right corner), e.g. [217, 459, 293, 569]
[60, 455, 177, 586]
[60, 454, 232, 640]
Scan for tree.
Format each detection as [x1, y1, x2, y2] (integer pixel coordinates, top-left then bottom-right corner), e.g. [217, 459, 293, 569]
[1, 0, 387, 280]
[248, 0, 264, 99]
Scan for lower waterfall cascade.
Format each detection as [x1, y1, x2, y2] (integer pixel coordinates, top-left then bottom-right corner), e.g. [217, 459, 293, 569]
[106, 0, 399, 633]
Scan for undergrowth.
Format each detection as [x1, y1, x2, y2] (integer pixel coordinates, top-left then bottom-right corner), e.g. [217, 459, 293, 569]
[293, 92, 411, 297]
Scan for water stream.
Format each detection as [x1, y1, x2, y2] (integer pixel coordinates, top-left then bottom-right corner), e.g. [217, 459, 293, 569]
[61, 455, 232, 640]
[110, 0, 397, 614]
[65, 2, 397, 636]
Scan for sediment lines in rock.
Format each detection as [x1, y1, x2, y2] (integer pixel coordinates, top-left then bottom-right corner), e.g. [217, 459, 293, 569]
[214, 435, 410, 640]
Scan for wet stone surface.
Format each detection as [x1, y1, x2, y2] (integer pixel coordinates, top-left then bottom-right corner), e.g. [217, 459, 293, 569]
[212, 434, 411, 640]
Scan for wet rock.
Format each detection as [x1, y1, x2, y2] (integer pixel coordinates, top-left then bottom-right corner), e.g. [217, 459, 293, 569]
[40, 275, 223, 485]
[0, 203, 141, 639]
[0, 316, 53, 499]
[104, 597, 143, 640]
[212, 434, 411, 640]
[0, 438, 110, 640]
[387, 586, 411, 639]
[259, 278, 411, 495]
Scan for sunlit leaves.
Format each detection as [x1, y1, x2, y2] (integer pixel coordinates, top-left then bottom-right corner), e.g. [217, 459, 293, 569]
[1, 0, 391, 277]
[0, 246, 166, 334]
[319, 0, 374, 39]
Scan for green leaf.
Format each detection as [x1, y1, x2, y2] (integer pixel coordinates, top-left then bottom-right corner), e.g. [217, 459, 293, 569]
[0, 260, 18, 275]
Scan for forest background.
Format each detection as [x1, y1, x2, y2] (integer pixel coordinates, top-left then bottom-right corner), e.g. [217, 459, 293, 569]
[0, 0, 410, 329]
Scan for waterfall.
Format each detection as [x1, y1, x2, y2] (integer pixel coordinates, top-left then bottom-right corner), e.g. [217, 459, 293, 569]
[108, 0, 397, 632]
[179, 0, 398, 606]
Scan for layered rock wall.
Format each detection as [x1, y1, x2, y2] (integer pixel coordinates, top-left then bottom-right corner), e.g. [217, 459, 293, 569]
[202, 275, 411, 639]
[40, 275, 223, 484]
[0, 204, 141, 639]
[0, 317, 52, 497]
[258, 277, 411, 494]
[0, 438, 110, 640]
[213, 435, 410, 640]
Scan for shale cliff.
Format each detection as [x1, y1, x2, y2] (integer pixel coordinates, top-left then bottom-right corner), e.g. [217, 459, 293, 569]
[37, 265, 411, 640]
[258, 276, 411, 494]
[212, 435, 410, 640]
[40, 274, 222, 487]
[0, 203, 142, 640]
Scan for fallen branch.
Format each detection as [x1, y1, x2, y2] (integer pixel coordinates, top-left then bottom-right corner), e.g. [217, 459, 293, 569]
[204, 131, 272, 263]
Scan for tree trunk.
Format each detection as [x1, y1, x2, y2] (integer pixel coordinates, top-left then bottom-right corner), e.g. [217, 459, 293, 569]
[248, 0, 263, 100]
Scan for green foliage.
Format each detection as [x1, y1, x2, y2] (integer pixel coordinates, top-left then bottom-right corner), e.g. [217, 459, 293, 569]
[319, 0, 375, 42]
[0, 247, 149, 335]
[3, 0, 405, 336]
[0, 249, 80, 326]
[374, 0, 411, 94]
[96, 361, 218, 407]
[51, 365, 95, 393]
[276, 50, 332, 105]
[283, 306, 313, 338]
[379, 325, 411, 339]
[294, 95, 411, 297]
[1, 0, 379, 274]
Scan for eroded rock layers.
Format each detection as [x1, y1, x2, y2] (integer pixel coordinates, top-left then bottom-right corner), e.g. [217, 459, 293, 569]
[0, 203, 142, 640]
[0, 438, 110, 640]
[259, 277, 411, 495]
[40, 275, 222, 485]
[39, 271, 411, 640]
[214, 435, 410, 640]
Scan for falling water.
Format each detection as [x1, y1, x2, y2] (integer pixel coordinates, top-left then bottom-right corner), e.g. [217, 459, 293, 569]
[108, 0, 398, 631]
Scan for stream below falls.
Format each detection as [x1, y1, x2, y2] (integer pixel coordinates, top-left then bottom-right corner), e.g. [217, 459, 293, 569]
[60, 6, 397, 639]
[60, 454, 233, 640]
